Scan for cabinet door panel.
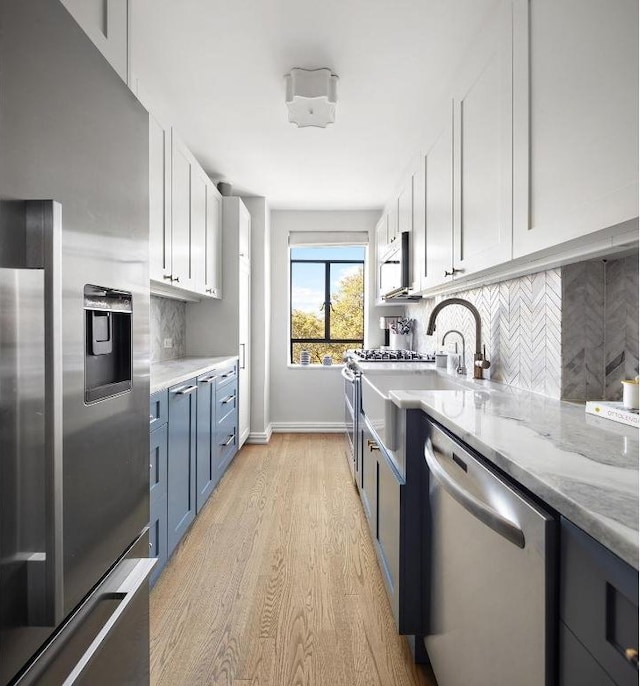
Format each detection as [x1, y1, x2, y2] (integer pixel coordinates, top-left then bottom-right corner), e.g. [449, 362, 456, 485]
[238, 259, 251, 446]
[423, 109, 454, 290]
[360, 420, 378, 535]
[513, 0, 638, 258]
[205, 183, 222, 298]
[397, 177, 413, 234]
[377, 450, 400, 617]
[453, 4, 512, 276]
[149, 425, 167, 586]
[149, 112, 171, 282]
[560, 518, 639, 686]
[167, 379, 197, 555]
[171, 134, 192, 288]
[559, 622, 616, 686]
[190, 169, 207, 295]
[196, 376, 215, 513]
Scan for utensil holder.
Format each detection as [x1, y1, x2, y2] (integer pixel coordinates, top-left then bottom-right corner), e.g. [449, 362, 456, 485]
[389, 333, 412, 351]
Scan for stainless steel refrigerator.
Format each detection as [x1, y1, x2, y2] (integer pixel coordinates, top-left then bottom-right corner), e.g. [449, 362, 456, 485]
[0, 0, 153, 683]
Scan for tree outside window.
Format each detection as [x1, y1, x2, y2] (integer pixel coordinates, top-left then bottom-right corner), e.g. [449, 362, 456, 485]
[290, 246, 365, 364]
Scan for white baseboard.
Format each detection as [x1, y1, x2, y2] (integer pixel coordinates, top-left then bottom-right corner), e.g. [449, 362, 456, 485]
[247, 424, 273, 444]
[271, 422, 346, 433]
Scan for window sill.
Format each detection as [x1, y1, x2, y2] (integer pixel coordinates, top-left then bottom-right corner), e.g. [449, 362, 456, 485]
[287, 364, 342, 370]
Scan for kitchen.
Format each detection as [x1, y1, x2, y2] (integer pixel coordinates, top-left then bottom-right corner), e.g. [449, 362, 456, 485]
[0, 0, 637, 685]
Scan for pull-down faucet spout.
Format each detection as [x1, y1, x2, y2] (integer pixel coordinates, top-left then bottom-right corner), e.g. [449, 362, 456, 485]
[426, 298, 490, 379]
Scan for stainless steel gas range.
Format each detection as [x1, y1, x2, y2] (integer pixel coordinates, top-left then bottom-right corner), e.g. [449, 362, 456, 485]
[342, 349, 435, 484]
[350, 349, 436, 363]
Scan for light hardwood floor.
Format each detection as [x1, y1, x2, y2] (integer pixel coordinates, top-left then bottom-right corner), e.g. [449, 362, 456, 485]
[150, 433, 435, 686]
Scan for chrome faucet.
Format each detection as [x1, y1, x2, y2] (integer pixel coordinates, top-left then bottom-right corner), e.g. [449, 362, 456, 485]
[426, 297, 490, 379]
[442, 329, 467, 375]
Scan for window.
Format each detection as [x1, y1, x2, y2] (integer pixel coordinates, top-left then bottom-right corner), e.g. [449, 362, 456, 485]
[290, 246, 365, 364]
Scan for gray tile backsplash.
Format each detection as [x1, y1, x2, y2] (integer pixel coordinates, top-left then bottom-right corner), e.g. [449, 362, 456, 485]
[150, 295, 186, 362]
[562, 255, 639, 401]
[406, 254, 638, 402]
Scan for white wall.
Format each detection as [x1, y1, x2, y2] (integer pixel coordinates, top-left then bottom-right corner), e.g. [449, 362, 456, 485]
[269, 210, 402, 429]
[242, 197, 271, 442]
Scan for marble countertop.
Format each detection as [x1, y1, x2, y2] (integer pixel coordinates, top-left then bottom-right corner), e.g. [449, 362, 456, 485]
[151, 356, 238, 394]
[358, 365, 639, 569]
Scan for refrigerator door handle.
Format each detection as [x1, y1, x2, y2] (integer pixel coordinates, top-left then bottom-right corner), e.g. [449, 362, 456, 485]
[4, 201, 65, 627]
[61, 558, 155, 685]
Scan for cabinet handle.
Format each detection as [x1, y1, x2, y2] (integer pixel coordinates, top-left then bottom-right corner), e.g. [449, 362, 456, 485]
[221, 371, 235, 379]
[205, 288, 217, 295]
[221, 433, 235, 447]
[200, 375, 217, 384]
[367, 439, 380, 452]
[221, 393, 236, 405]
[162, 274, 173, 281]
[173, 385, 197, 396]
[444, 268, 464, 277]
[625, 649, 638, 666]
[240, 343, 246, 370]
[173, 276, 180, 284]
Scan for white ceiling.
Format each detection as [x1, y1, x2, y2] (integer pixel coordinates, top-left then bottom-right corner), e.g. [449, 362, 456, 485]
[132, 0, 497, 210]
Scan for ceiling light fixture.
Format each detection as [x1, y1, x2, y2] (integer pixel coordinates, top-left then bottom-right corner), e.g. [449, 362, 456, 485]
[285, 67, 338, 128]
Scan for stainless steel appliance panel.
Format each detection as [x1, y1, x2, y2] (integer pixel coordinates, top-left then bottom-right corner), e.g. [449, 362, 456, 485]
[0, 0, 150, 682]
[424, 420, 556, 686]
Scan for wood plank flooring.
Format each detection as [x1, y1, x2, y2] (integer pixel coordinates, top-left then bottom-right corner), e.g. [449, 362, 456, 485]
[150, 433, 435, 686]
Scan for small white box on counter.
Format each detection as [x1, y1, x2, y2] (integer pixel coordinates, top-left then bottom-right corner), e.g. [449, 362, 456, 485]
[585, 401, 639, 428]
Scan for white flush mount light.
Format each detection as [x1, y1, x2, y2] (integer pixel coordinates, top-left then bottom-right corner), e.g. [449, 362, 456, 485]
[285, 68, 339, 128]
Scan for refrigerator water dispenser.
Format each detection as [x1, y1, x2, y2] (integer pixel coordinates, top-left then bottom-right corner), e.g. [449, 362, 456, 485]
[84, 285, 132, 403]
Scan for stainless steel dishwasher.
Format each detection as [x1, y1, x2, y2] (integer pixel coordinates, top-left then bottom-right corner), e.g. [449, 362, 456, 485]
[424, 419, 556, 686]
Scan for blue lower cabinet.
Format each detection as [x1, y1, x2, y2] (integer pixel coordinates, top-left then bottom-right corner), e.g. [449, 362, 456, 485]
[167, 378, 198, 556]
[149, 424, 168, 586]
[560, 517, 639, 686]
[359, 416, 377, 533]
[216, 411, 238, 482]
[196, 372, 218, 513]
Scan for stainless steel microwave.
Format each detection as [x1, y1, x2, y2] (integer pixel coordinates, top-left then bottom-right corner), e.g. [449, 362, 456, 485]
[379, 231, 419, 300]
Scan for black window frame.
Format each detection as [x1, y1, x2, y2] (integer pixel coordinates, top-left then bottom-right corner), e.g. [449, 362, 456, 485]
[289, 254, 365, 364]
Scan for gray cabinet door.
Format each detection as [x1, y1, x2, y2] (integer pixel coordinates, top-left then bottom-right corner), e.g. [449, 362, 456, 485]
[196, 373, 217, 513]
[149, 424, 167, 586]
[167, 379, 197, 556]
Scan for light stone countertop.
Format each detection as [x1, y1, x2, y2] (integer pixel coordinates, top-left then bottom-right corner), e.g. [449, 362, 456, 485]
[150, 356, 238, 394]
[371, 368, 639, 568]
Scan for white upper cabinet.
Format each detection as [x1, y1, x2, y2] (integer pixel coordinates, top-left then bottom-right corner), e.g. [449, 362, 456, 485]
[147, 103, 172, 284]
[171, 132, 193, 290]
[204, 184, 222, 299]
[397, 176, 413, 235]
[512, 0, 639, 258]
[59, 0, 129, 83]
[422, 105, 455, 291]
[412, 158, 426, 293]
[387, 201, 399, 245]
[190, 166, 208, 294]
[452, 2, 513, 277]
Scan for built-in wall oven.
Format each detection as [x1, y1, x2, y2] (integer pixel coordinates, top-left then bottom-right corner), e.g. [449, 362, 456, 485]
[341, 363, 361, 483]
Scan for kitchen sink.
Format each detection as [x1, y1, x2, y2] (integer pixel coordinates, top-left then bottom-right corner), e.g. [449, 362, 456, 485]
[361, 370, 464, 455]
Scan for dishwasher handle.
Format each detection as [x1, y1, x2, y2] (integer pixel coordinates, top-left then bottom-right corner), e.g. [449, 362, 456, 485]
[425, 438, 525, 549]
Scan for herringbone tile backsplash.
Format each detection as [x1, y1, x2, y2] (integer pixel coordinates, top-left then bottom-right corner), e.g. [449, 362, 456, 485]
[407, 254, 639, 401]
[151, 295, 186, 362]
[407, 270, 563, 397]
